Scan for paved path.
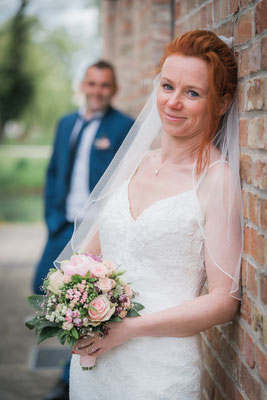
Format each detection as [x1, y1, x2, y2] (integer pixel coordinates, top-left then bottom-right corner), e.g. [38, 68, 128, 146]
[0, 223, 62, 400]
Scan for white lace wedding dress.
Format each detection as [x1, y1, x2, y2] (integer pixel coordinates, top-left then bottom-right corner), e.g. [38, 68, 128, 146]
[70, 177, 207, 400]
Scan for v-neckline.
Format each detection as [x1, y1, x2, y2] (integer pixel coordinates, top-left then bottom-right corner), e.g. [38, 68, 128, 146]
[126, 179, 195, 223]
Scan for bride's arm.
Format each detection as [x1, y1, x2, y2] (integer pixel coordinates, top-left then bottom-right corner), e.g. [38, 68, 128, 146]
[83, 231, 102, 255]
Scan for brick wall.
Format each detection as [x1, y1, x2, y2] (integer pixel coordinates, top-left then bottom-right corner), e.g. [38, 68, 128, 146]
[101, 1, 267, 399]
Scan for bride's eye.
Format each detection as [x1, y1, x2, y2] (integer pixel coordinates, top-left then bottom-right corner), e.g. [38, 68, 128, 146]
[162, 83, 173, 91]
[187, 90, 199, 97]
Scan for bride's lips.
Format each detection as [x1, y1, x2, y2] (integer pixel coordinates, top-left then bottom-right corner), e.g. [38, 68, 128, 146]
[163, 111, 187, 122]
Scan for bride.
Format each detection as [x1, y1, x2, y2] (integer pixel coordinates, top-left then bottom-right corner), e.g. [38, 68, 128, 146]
[63, 30, 242, 399]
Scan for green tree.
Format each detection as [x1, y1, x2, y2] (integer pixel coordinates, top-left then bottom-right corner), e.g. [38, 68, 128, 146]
[0, 0, 35, 140]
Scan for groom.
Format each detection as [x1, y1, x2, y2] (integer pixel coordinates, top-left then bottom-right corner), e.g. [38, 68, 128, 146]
[33, 60, 134, 400]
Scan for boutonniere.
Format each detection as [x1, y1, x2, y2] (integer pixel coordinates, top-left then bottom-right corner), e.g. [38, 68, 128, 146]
[94, 135, 111, 150]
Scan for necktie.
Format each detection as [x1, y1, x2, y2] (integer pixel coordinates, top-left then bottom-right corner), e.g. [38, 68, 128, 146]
[67, 118, 92, 189]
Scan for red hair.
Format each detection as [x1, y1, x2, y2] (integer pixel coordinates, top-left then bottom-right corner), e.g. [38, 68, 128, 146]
[160, 30, 238, 175]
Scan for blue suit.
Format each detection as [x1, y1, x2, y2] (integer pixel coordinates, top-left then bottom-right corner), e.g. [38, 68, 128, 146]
[33, 106, 133, 294]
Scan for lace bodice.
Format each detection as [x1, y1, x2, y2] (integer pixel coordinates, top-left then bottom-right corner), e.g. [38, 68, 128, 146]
[70, 179, 207, 400]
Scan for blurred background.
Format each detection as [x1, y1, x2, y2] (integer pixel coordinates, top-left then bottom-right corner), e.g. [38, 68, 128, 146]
[0, 0, 100, 223]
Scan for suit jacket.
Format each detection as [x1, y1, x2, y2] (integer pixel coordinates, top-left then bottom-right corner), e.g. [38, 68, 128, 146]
[44, 106, 134, 236]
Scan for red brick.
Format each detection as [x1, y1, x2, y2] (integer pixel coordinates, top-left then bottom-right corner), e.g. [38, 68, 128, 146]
[238, 47, 250, 78]
[217, 21, 234, 38]
[260, 199, 267, 229]
[250, 41, 261, 73]
[244, 226, 264, 264]
[253, 159, 267, 190]
[236, 11, 253, 45]
[261, 37, 267, 70]
[240, 361, 262, 400]
[240, 154, 252, 184]
[248, 118, 258, 149]
[239, 119, 248, 147]
[200, 5, 212, 28]
[256, 346, 267, 384]
[240, 292, 251, 325]
[252, 304, 263, 333]
[230, 0, 239, 14]
[246, 78, 265, 111]
[257, 117, 267, 149]
[248, 192, 258, 224]
[241, 258, 247, 287]
[238, 82, 245, 112]
[237, 324, 245, 353]
[245, 332, 255, 368]
[242, 189, 248, 219]
[221, 0, 229, 18]
[247, 263, 258, 297]
[260, 274, 267, 304]
[213, 0, 221, 23]
[255, 0, 267, 34]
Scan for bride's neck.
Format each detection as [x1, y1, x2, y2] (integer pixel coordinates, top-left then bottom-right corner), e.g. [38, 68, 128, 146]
[160, 132, 201, 165]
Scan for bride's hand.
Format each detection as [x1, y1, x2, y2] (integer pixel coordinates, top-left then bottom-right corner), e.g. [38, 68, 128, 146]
[72, 318, 135, 357]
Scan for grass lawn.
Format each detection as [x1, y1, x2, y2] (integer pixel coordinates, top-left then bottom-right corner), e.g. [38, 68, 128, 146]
[0, 153, 48, 222]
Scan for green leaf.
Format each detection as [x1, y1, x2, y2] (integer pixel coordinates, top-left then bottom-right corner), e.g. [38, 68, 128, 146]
[71, 274, 83, 283]
[70, 327, 79, 340]
[37, 327, 59, 345]
[27, 295, 45, 311]
[25, 316, 40, 330]
[109, 316, 122, 322]
[58, 329, 69, 339]
[57, 329, 69, 345]
[35, 320, 58, 333]
[67, 336, 77, 348]
[132, 302, 145, 312]
[127, 309, 140, 317]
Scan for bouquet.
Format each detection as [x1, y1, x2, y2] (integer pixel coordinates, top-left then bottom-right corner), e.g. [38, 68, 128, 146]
[25, 253, 144, 369]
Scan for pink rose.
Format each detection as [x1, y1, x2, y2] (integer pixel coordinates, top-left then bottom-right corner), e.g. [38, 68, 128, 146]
[90, 262, 109, 278]
[96, 277, 116, 292]
[88, 295, 115, 323]
[123, 284, 133, 298]
[61, 254, 96, 277]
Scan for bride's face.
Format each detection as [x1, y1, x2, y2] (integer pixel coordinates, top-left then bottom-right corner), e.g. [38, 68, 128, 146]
[157, 55, 210, 139]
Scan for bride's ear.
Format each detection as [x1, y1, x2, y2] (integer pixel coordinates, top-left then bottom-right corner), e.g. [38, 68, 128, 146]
[218, 94, 232, 116]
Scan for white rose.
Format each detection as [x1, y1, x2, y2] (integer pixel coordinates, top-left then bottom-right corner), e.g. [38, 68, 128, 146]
[47, 270, 68, 294]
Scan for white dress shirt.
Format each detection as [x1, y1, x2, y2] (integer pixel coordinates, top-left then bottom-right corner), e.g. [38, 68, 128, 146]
[66, 111, 103, 222]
